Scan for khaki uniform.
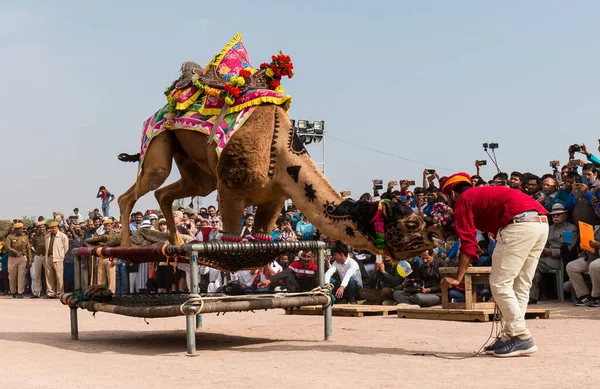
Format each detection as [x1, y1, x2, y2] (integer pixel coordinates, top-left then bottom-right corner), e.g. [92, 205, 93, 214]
[32, 233, 47, 297]
[96, 231, 116, 293]
[4, 233, 32, 295]
[44, 231, 69, 297]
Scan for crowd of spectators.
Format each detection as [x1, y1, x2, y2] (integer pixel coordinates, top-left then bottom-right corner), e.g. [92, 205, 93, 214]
[2, 143, 600, 307]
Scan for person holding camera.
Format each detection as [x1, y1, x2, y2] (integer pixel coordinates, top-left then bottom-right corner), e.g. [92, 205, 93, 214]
[567, 164, 600, 227]
[96, 186, 115, 217]
[393, 249, 443, 307]
[440, 172, 548, 357]
[359, 255, 403, 305]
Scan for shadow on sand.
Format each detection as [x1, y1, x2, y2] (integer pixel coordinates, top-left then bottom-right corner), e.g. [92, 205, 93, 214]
[0, 330, 476, 358]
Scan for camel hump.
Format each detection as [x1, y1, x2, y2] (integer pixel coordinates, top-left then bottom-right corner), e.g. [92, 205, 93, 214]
[118, 152, 140, 163]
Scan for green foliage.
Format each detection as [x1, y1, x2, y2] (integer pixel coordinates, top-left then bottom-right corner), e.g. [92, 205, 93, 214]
[0, 215, 38, 236]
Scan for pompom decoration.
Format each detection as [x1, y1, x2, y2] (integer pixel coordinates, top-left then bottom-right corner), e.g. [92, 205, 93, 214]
[432, 203, 453, 228]
[369, 199, 389, 253]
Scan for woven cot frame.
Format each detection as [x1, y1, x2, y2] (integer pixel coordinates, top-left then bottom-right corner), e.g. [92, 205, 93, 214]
[68, 241, 333, 355]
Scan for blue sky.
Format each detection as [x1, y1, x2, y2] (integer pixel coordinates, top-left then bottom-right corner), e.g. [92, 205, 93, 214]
[1, 1, 600, 219]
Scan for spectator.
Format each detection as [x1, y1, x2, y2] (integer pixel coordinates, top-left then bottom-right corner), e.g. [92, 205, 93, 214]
[566, 228, 600, 306]
[492, 172, 509, 187]
[295, 214, 316, 241]
[359, 255, 403, 305]
[259, 250, 318, 292]
[5, 223, 32, 298]
[44, 221, 69, 298]
[97, 219, 117, 292]
[96, 186, 115, 217]
[325, 242, 362, 304]
[525, 174, 541, 197]
[393, 249, 443, 307]
[529, 203, 579, 304]
[509, 171, 524, 191]
[31, 222, 47, 298]
[538, 176, 568, 212]
[73, 208, 84, 224]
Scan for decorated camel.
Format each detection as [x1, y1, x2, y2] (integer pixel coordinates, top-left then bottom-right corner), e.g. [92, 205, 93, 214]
[117, 34, 448, 260]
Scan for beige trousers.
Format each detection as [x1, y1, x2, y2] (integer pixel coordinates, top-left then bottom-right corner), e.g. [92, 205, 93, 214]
[97, 258, 116, 293]
[566, 257, 600, 298]
[45, 257, 64, 297]
[32, 255, 46, 297]
[490, 221, 548, 340]
[8, 256, 26, 294]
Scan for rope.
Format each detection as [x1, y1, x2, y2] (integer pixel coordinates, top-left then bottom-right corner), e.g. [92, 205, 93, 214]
[410, 303, 502, 360]
[177, 288, 331, 315]
[180, 293, 204, 315]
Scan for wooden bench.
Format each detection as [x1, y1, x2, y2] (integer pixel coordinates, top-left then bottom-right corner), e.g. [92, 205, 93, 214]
[439, 267, 495, 310]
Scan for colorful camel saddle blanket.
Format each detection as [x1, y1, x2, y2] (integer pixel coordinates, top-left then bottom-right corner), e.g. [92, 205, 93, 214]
[166, 33, 292, 116]
[139, 102, 256, 169]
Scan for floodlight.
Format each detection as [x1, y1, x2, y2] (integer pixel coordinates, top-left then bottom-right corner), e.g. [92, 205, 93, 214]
[297, 120, 309, 130]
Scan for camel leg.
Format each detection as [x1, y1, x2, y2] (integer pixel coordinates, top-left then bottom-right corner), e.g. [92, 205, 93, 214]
[218, 195, 247, 236]
[118, 132, 174, 246]
[154, 163, 217, 245]
[254, 197, 286, 233]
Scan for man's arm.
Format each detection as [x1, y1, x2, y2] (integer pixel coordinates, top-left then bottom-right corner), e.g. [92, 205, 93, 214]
[4, 238, 18, 256]
[324, 264, 336, 285]
[109, 193, 115, 203]
[26, 240, 33, 261]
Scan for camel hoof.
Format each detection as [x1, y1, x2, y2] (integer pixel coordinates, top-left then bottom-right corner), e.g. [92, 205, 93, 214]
[172, 232, 185, 246]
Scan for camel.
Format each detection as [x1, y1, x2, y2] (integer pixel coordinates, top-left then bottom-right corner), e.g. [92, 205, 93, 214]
[118, 103, 448, 260]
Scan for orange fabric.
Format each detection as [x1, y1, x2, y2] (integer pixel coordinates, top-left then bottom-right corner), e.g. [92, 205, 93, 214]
[441, 172, 472, 195]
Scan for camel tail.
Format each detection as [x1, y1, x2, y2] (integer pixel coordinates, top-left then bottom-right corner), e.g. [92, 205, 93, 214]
[118, 152, 140, 163]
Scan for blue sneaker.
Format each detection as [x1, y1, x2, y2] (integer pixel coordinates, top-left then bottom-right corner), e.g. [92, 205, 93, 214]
[494, 337, 537, 357]
[484, 337, 505, 355]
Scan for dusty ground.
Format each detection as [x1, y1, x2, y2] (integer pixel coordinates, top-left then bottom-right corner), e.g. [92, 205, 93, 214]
[0, 298, 598, 389]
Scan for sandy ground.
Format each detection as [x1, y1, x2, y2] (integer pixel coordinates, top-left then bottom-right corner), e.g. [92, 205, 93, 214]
[0, 298, 598, 389]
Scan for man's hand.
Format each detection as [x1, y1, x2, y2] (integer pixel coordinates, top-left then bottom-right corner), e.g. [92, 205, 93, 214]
[335, 286, 345, 299]
[388, 181, 398, 189]
[581, 144, 591, 157]
[590, 240, 600, 250]
[421, 287, 431, 294]
[257, 280, 270, 289]
[542, 248, 552, 257]
[536, 195, 546, 204]
[441, 277, 461, 288]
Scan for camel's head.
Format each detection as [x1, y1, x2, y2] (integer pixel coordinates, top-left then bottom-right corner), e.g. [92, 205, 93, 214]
[326, 199, 454, 260]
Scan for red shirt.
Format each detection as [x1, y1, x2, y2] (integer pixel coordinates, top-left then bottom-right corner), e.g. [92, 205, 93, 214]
[454, 186, 548, 262]
[289, 260, 317, 279]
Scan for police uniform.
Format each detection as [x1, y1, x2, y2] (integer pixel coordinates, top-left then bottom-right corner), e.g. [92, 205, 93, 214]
[31, 223, 47, 297]
[96, 219, 116, 292]
[4, 223, 33, 296]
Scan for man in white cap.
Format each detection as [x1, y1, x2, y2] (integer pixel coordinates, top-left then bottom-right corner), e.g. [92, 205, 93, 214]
[44, 221, 69, 298]
[529, 203, 578, 304]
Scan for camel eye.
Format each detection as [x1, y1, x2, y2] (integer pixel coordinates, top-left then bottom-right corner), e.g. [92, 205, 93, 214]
[405, 221, 419, 231]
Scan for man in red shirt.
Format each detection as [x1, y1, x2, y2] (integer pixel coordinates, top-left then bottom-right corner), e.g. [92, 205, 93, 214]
[440, 173, 548, 357]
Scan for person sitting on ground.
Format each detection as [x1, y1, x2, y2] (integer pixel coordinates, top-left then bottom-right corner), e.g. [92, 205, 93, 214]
[258, 251, 318, 292]
[324, 242, 362, 304]
[566, 227, 600, 307]
[359, 255, 403, 305]
[393, 249, 443, 307]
